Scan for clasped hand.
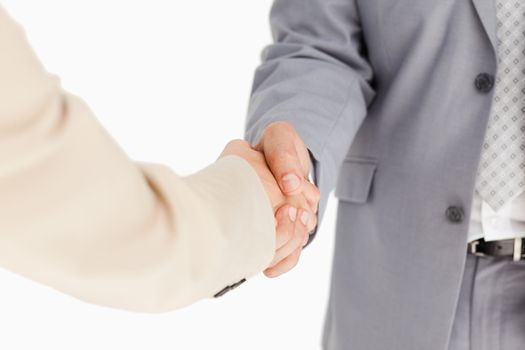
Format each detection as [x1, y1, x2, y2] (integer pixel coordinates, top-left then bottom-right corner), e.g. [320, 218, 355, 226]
[220, 121, 319, 277]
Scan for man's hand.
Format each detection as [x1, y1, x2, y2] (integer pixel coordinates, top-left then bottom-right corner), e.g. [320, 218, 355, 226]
[255, 121, 320, 220]
[220, 140, 307, 213]
[254, 121, 321, 277]
[219, 139, 315, 277]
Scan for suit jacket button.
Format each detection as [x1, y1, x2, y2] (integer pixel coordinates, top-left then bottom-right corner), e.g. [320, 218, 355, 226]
[474, 73, 494, 92]
[446, 206, 464, 223]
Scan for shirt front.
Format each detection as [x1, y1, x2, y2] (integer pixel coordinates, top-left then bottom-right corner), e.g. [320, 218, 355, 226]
[468, 0, 525, 242]
[469, 191, 525, 242]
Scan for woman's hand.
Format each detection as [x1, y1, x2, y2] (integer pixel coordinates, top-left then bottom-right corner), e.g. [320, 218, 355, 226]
[219, 139, 318, 277]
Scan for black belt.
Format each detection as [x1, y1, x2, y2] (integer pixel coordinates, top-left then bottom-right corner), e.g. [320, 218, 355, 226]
[467, 238, 525, 262]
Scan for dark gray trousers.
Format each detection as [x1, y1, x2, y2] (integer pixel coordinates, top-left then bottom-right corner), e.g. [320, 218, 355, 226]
[448, 253, 525, 350]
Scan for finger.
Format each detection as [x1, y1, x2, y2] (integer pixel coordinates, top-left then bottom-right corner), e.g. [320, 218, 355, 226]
[302, 230, 310, 247]
[302, 180, 320, 214]
[269, 208, 310, 267]
[257, 123, 305, 195]
[284, 193, 317, 232]
[219, 139, 251, 159]
[306, 213, 317, 235]
[304, 208, 317, 234]
[274, 205, 297, 250]
[296, 139, 312, 177]
[264, 245, 302, 278]
[300, 209, 317, 236]
[281, 182, 319, 214]
[293, 207, 316, 240]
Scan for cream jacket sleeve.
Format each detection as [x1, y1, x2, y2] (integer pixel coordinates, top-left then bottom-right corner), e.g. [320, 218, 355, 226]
[0, 6, 276, 312]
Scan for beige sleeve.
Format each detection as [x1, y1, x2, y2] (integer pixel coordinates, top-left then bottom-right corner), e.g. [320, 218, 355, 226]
[0, 6, 275, 312]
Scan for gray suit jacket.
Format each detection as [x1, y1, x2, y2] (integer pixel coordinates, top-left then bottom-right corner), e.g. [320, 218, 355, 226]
[245, 0, 497, 349]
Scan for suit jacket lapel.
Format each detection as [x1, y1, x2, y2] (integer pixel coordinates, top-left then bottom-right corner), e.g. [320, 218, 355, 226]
[472, 0, 497, 52]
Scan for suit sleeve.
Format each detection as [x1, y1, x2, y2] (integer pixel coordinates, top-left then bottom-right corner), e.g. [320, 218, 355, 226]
[245, 0, 376, 239]
[0, 6, 275, 312]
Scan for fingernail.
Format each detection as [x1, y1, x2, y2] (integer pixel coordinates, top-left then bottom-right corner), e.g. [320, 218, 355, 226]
[300, 211, 310, 226]
[281, 173, 300, 192]
[288, 207, 297, 222]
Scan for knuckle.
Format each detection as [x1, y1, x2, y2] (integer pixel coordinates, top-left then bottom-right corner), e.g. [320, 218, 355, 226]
[264, 121, 296, 140]
[225, 139, 249, 150]
[275, 204, 290, 219]
[304, 182, 320, 200]
[269, 120, 293, 132]
[285, 196, 305, 210]
[296, 195, 309, 208]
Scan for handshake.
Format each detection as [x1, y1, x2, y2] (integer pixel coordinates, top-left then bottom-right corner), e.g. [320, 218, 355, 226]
[220, 121, 320, 278]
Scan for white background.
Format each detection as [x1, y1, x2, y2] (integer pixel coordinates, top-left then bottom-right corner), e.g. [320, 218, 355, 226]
[0, 2, 338, 350]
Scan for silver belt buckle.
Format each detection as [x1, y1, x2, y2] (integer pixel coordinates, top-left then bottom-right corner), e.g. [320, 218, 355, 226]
[469, 240, 487, 257]
[513, 238, 522, 262]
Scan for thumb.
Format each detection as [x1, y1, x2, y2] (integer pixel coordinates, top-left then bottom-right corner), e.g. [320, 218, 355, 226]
[256, 126, 305, 195]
